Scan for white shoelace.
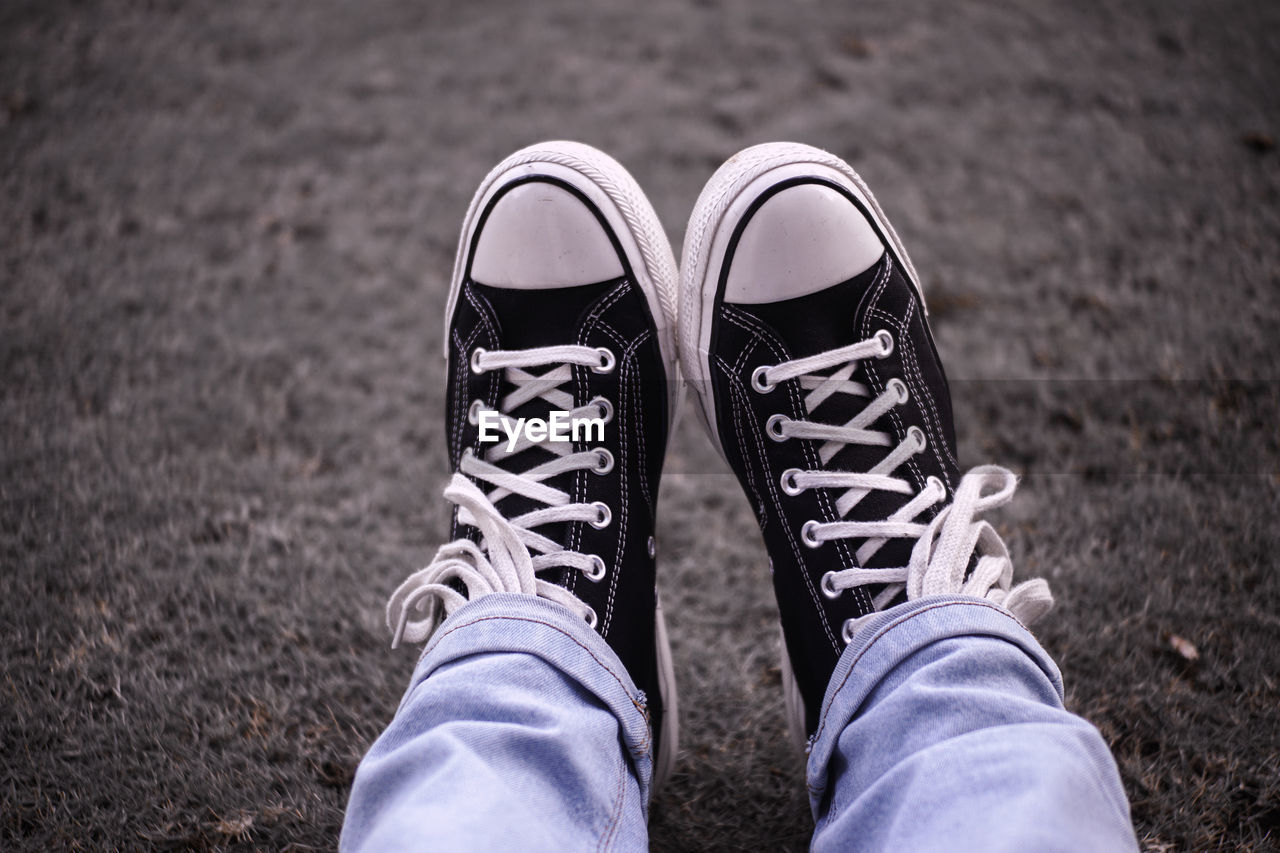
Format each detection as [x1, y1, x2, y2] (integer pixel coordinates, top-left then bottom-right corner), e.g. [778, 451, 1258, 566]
[755, 332, 1053, 642]
[387, 344, 616, 647]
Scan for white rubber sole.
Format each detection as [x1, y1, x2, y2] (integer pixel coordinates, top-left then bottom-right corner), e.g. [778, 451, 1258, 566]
[677, 142, 924, 753]
[652, 590, 678, 791]
[777, 626, 809, 756]
[444, 140, 682, 793]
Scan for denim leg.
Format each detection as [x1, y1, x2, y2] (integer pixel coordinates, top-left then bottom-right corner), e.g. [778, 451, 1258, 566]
[341, 594, 652, 853]
[807, 596, 1138, 853]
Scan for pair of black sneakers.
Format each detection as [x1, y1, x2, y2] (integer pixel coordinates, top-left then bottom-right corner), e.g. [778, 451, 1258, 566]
[385, 141, 1053, 791]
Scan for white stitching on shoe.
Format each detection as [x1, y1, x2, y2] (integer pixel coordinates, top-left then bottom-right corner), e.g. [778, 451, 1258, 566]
[726, 372, 767, 528]
[717, 353, 841, 653]
[602, 350, 629, 635]
[452, 287, 503, 538]
[464, 286, 504, 450]
[898, 297, 958, 473]
[630, 341, 653, 513]
[724, 304, 867, 612]
[858, 258, 929, 500]
[570, 281, 632, 589]
[867, 300, 961, 477]
[601, 331, 651, 634]
[721, 305, 869, 615]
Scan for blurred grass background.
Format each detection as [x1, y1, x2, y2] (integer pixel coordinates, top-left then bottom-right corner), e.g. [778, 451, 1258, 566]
[2, 0, 1278, 849]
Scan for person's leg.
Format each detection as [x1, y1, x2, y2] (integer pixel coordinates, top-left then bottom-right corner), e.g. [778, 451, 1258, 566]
[807, 597, 1137, 853]
[342, 595, 652, 852]
[679, 142, 1136, 850]
[342, 142, 682, 851]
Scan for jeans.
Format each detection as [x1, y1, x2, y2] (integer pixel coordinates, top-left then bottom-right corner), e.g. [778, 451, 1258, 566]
[341, 594, 1138, 852]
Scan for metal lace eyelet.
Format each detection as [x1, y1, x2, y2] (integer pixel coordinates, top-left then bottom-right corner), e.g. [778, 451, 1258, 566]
[820, 571, 841, 599]
[590, 396, 614, 423]
[766, 414, 789, 442]
[926, 475, 945, 498]
[585, 554, 607, 582]
[647, 536, 656, 559]
[585, 607, 599, 629]
[841, 618, 856, 644]
[874, 329, 894, 358]
[470, 347, 487, 374]
[887, 377, 909, 405]
[780, 468, 803, 496]
[801, 520, 822, 548]
[589, 501, 612, 529]
[907, 425, 927, 451]
[751, 364, 776, 394]
[593, 347, 616, 374]
[592, 448, 614, 474]
[467, 399, 485, 424]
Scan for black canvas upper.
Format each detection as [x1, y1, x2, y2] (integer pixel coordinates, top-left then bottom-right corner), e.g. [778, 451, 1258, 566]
[443, 178, 671, 742]
[706, 181, 960, 733]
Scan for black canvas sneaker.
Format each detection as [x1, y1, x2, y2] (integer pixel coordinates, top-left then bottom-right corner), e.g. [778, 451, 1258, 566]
[386, 141, 681, 788]
[679, 143, 1052, 748]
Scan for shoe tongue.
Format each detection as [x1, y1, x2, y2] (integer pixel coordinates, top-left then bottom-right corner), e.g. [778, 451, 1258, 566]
[738, 253, 917, 571]
[468, 278, 622, 565]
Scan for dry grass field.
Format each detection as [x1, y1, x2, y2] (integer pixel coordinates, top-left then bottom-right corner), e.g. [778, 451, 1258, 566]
[3, 1, 1278, 849]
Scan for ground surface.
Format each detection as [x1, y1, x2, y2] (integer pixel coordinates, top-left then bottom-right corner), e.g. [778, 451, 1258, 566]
[3, 0, 1279, 850]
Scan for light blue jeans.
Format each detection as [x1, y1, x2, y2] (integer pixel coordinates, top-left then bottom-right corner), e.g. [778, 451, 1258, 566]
[341, 594, 1138, 852]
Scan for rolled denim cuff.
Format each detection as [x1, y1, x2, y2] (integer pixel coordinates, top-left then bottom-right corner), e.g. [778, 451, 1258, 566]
[805, 595, 1063, 814]
[404, 593, 656, 809]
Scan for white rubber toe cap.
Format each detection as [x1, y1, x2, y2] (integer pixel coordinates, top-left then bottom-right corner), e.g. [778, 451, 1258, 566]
[471, 181, 625, 289]
[723, 183, 884, 304]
